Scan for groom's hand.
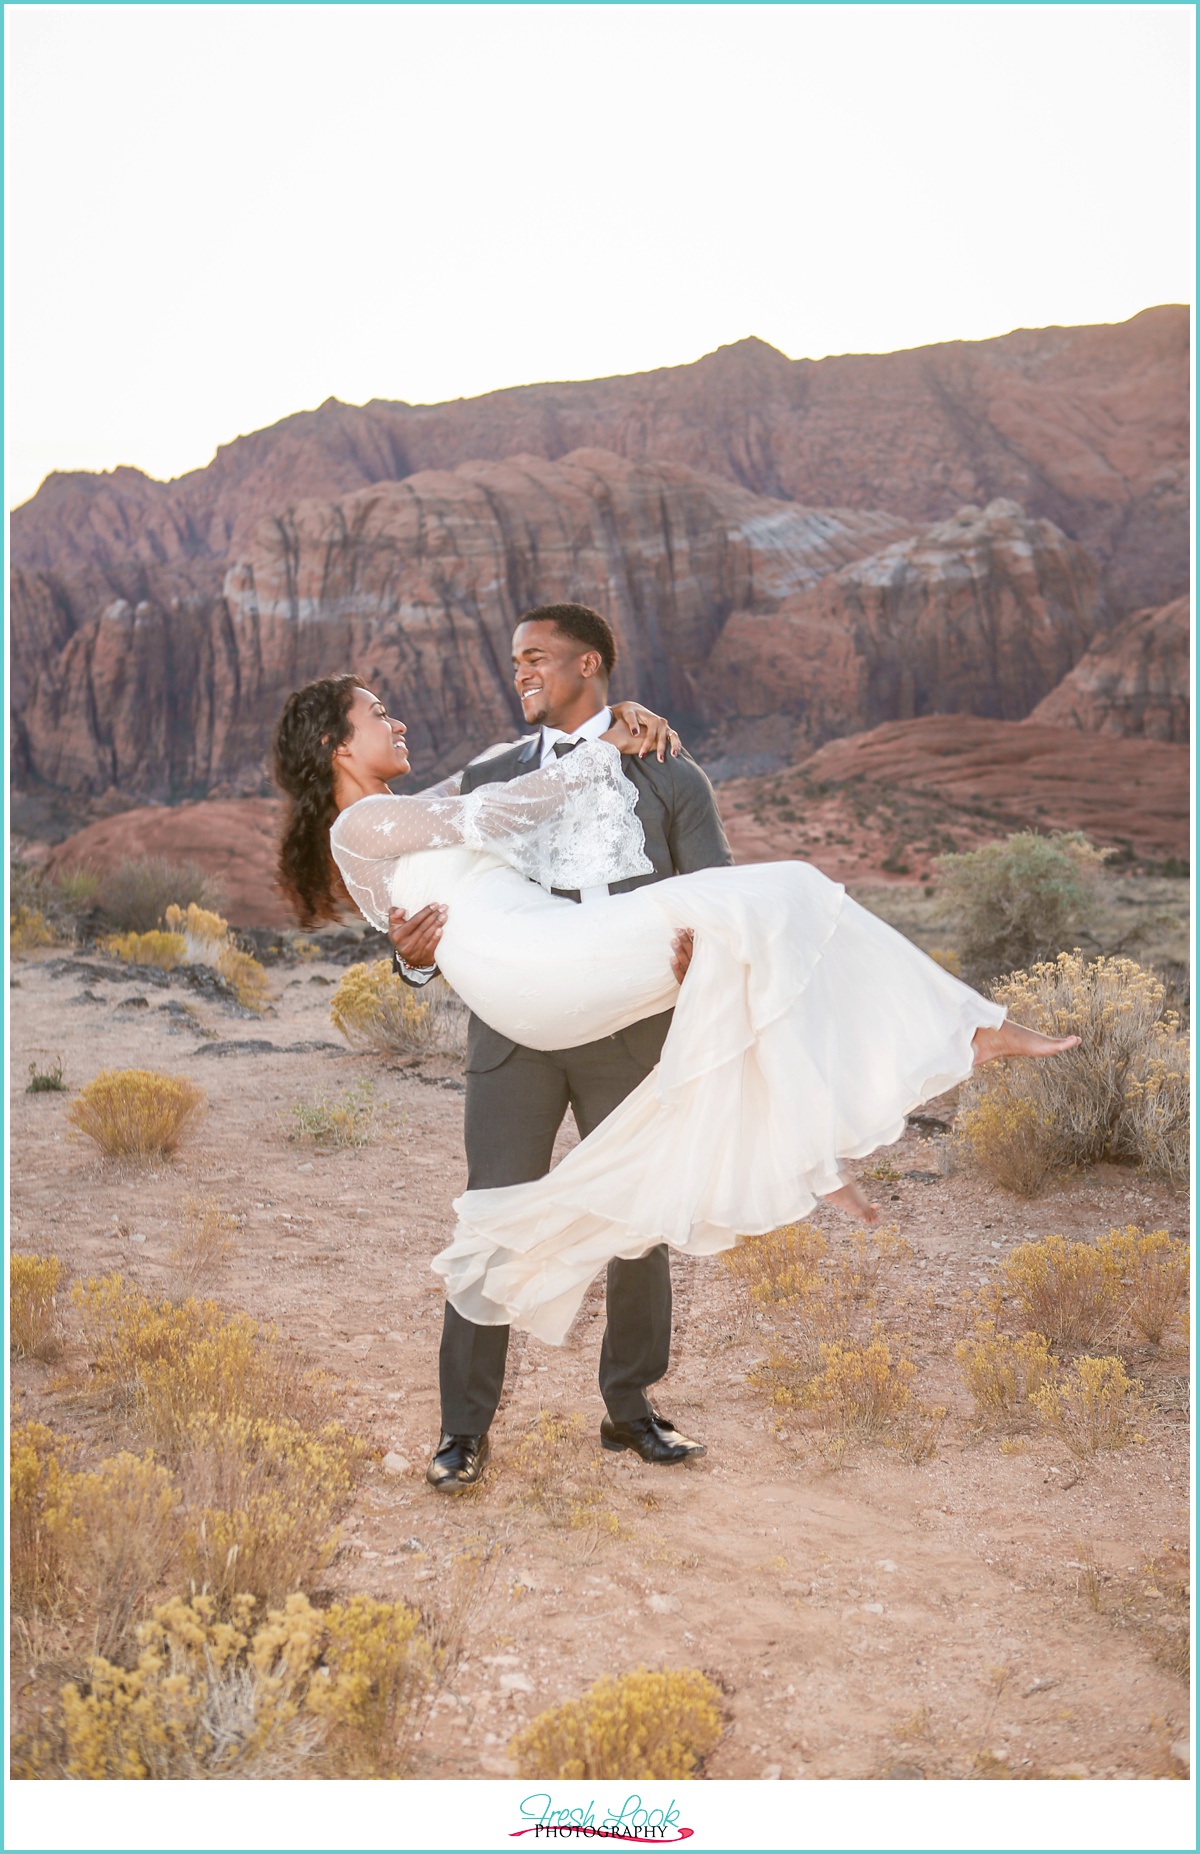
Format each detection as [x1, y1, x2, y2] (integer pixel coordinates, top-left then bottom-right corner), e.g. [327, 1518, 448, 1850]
[670, 928, 695, 986]
[389, 904, 446, 969]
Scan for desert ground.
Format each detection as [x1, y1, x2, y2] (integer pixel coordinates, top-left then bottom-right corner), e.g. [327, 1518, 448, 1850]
[9, 892, 1190, 1782]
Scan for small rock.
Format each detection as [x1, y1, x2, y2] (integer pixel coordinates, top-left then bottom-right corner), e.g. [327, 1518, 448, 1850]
[297, 1162, 314, 1173]
[761, 1763, 782, 1780]
[647, 1592, 682, 1614]
[381, 1452, 411, 1476]
[862, 1601, 884, 1615]
[130, 1233, 147, 1245]
[479, 1753, 518, 1777]
[885, 1763, 925, 1780]
[1170, 1740, 1190, 1768]
[875, 1559, 898, 1573]
[499, 1672, 533, 1694]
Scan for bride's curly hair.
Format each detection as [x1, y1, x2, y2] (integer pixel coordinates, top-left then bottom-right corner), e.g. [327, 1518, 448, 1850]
[273, 673, 362, 924]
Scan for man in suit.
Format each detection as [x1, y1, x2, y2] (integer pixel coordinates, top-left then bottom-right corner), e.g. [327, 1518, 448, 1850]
[389, 601, 733, 1492]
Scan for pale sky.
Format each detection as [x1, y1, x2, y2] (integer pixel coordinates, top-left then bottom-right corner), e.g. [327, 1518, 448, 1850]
[5, 2, 1194, 510]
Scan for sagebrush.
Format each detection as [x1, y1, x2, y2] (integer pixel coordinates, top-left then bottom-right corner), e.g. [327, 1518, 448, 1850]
[96, 857, 223, 933]
[510, 1667, 723, 1780]
[68, 1069, 204, 1160]
[329, 961, 466, 1057]
[956, 954, 1189, 1190]
[10, 1253, 64, 1360]
[935, 830, 1107, 982]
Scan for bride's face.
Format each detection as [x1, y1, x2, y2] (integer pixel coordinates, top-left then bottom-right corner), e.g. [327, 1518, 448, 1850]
[335, 687, 410, 782]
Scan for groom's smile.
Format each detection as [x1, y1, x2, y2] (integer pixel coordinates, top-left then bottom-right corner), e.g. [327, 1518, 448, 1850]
[512, 617, 608, 734]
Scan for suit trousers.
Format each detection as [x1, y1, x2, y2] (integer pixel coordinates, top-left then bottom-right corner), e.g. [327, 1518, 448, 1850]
[438, 1029, 672, 1434]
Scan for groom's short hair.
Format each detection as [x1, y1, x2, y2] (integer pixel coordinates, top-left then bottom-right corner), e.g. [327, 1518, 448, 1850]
[520, 602, 617, 679]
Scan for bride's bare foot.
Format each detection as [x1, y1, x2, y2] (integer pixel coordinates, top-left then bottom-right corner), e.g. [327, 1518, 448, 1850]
[825, 1179, 880, 1224]
[972, 1020, 1081, 1066]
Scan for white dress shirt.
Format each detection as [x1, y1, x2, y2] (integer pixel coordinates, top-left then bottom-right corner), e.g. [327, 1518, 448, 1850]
[400, 705, 615, 980]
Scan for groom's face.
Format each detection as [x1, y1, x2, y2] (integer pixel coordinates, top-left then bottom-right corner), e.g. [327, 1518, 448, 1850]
[512, 620, 605, 731]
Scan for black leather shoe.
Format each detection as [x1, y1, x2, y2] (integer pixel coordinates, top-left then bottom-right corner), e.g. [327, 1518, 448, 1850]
[600, 1411, 706, 1464]
[426, 1432, 490, 1492]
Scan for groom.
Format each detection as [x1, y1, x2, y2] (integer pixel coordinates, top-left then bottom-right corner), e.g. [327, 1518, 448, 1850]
[390, 601, 733, 1492]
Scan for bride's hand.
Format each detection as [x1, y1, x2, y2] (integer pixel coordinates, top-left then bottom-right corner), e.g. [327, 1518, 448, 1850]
[605, 701, 682, 762]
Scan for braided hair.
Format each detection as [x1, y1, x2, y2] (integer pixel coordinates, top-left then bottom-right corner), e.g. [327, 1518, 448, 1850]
[273, 673, 361, 924]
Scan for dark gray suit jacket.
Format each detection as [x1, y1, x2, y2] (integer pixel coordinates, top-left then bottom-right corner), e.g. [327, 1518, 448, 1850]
[458, 734, 733, 1072]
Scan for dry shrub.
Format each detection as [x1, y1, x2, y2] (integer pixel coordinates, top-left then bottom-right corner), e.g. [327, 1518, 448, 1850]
[836, 1226, 913, 1301]
[272, 1592, 436, 1777]
[935, 830, 1107, 983]
[801, 1336, 917, 1443]
[26, 1055, 66, 1093]
[96, 857, 223, 933]
[10, 1418, 73, 1610]
[37, 1589, 434, 1779]
[289, 1080, 378, 1149]
[179, 1413, 363, 1607]
[10, 905, 59, 954]
[960, 955, 1189, 1191]
[1097, 1226, 1190, 1346]
[720, 1222, 827, 1303]
[102, 930, 186, 971]
[68, 1068, 204, 1161]
[52, 1453, 178, 1658]
[1032, 1355, 1144, 1457]
[10, 1252, 64, 1360]
[164, 901, 228, 965]
[216, 944, 270, 1013]
[956, 1323, 1053, 1428]
[510, 1667, 723, 1780]
[329, 960, 466, 1057]
[1001, 1234, 1124, 1350]
[72, 1274, 334, 1452]
[954, 1090, 1058, 1197]
[509, 1411, 616, 1530]
[164, 1196, 237, 1300]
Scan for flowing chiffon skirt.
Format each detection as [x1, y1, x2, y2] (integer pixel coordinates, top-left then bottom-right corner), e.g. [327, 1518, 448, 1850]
[426, 861, 1004, 1344]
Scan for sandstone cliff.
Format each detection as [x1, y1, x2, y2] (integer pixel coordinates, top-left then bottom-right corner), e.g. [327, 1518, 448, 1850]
[1025, 597, 1189, 742]
[13, 307, 1187, 615]
[696, 499, 1106, 748]
[14, 451, 907, 799]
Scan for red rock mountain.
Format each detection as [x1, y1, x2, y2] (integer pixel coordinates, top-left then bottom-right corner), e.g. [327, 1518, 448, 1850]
[11, 308, 1187, 827]
[13, 451, 910, 798]
[698, 498, 1105, 749]
[1026, 597, 1189, 743]
[13, 307, 1187, 612]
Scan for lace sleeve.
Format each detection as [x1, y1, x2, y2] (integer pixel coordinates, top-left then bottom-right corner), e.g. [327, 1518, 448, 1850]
[328, 741, 652, 928]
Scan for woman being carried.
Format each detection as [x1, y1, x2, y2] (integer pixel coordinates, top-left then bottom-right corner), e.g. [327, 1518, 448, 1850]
[275, 675, 1078, 1347]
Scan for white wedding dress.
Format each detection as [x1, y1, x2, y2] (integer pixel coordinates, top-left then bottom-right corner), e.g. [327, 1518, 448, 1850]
[330, 741, 1004, 1344]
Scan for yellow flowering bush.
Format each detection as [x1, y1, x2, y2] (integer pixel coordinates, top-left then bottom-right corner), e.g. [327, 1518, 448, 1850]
[511, 1667, 723, 1780]
[330, 960, 466, 1057]
[956, 1323, 1054, 1428]
[958, 954, 1189, 1189]
[1032, 1355, 1144, 1457]
[1001, 1233, 1124, 1350]
[10, 1252, 64, 1360]
[1096, 1225, 1190, 1347]
[67, 1068, 204, 1160]
[721, 1223, 828, 1303]
[101, 930, 187, 970]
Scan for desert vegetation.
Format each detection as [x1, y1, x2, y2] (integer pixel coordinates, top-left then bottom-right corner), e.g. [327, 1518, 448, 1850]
[67, 1069, 205, 1161]
[511, 1667, 724, 1779]
[330, 961, 467, 1058]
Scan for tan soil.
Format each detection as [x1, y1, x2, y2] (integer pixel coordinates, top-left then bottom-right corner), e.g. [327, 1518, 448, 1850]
[10, 947, 1190, 1781]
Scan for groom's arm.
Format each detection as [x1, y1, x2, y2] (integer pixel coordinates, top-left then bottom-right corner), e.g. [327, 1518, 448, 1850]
[665, 752, 733, 875]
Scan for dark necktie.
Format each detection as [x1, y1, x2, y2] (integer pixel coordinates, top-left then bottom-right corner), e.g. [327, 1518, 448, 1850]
[551, 738, 581, 759]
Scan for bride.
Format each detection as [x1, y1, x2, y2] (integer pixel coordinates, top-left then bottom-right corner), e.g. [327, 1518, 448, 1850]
[275, 675, 1079, 1347]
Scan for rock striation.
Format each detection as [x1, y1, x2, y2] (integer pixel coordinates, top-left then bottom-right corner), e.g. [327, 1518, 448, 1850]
[12, 307, 1188, 615]
[1026, 597, 1189, 742]
[696, 499, 1107, 748]
[14, 450, 906, 799]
